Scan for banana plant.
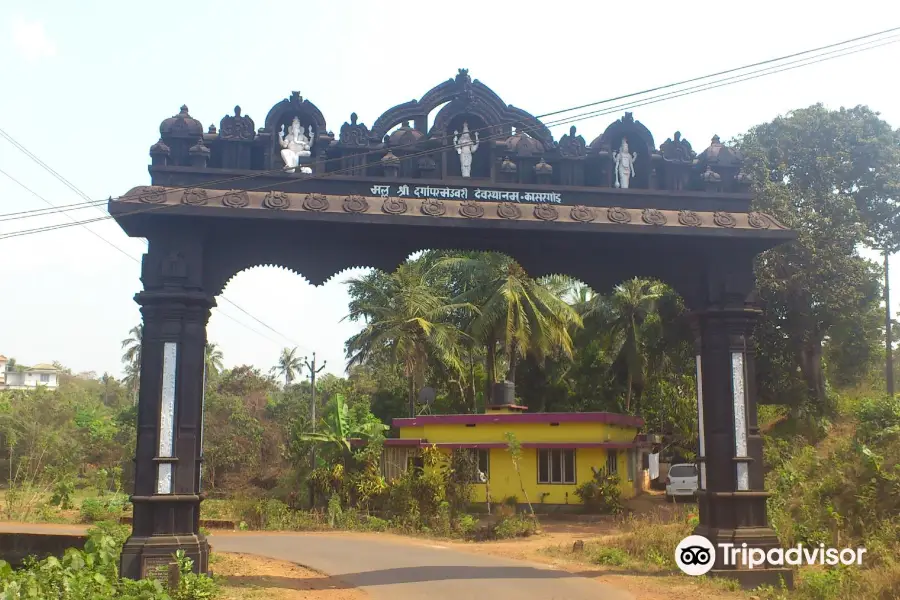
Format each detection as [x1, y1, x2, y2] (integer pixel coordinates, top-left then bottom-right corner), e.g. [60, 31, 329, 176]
[299, 394, 388, 454]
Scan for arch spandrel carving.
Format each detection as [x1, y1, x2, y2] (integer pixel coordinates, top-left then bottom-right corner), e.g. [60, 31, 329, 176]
[427, 81, 554, 150]
[201, 227, 415, 294]
[371, 99, 426, 142]
[369, 70, 554, 150]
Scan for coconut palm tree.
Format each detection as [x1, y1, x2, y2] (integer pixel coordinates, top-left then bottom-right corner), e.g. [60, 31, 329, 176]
[121, 324, 143, 403]
[439, 253, 582, 400]
[580, 277, 664, 412]
[275, 347, 304, 386]
[205, 342, 224, 376]
[344, 261, 473, 417]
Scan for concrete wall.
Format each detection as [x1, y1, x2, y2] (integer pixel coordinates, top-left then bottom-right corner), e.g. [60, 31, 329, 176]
[0, 533, 87, 567]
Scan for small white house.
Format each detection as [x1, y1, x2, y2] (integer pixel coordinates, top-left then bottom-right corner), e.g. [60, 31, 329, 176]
[0, 359, 60, 390]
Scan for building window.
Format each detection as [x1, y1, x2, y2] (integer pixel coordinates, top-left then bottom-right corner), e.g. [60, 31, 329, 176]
[476, 449, 489, 480]
[606, 449, 618, 475]
[39, 374, 50, 383]
[457, 449, 489, 482]
[538, 449, 576, 484]
[627, 449, 635, 482]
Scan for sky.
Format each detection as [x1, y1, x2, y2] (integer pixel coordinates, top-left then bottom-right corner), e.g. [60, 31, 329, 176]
[1, 1, 900, 379]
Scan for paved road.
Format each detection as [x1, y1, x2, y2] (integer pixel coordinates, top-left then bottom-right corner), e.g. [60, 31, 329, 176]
[210, 532, 634, 600]
[0, 524, 633, 600]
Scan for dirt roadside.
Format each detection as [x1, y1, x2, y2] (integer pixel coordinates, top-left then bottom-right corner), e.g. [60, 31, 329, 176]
[214, 553, 366, 600]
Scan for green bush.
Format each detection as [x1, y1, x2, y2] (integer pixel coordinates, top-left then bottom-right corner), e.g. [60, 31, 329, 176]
[453, 513, 479, 537]
[87, 520, 131, 547]
[471, 514, 539, 540]
[0, 525, 220, 599]
[80, 494, 129, 523]
[429, 501, 453, 537]
[591, 547, 629, 567]
[574, 469, 623, 515]
[231, 498, 325, 531]
[49, 478, 75, 510]
[361, 514, 389, 532]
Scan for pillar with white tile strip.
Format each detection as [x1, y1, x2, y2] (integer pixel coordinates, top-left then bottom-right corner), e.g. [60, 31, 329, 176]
[120, 234, 213, 580]
[689, 305, 784, 581]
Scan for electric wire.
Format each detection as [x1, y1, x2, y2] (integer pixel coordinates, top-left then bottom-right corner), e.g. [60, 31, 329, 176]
[1, 25, 898, 222]
[541, 34, 900, 129]
[2, 30, 896, 360]
[0, 164, 302, 351]
[2, 30, 897, 242]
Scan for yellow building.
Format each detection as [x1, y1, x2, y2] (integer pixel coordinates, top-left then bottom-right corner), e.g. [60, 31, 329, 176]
[382, 403, 644, 511]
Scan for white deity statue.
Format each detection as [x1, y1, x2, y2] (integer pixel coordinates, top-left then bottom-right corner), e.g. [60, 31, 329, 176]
[612, 137, 637, 189]
[279, 117, 312, 174]
[453, 122, 479, 178]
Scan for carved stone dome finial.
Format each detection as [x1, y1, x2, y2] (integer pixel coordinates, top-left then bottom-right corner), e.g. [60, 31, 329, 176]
[387, 121, 424, 147]
[189, 138, 210, 155]
[149, 138, 171, 156]
[160, 104, 203, 138]
[505, 128, 542, 157]
[698, 133, 743, 169]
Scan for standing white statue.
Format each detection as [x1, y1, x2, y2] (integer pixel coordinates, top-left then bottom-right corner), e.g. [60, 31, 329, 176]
[279, 117, 312, 174]
[453, 122, 479, 178]
[612, 137, 637, 189]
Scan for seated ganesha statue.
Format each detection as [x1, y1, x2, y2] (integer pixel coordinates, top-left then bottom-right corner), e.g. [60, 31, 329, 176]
[279, 117, 313, 174]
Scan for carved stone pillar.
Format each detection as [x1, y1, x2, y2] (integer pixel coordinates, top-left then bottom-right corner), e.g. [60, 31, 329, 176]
[120, 235, 212, 580]
[689, 305, 793, 588]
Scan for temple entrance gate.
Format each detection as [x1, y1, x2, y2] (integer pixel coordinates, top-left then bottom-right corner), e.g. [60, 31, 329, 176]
[110, 69, 795, 587]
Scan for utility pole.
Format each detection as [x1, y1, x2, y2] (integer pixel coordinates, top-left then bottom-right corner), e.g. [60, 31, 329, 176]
[303, 353, 326, 509]
[304, 353, 327, 437]
[886, 251, 894, 397]
[304, 352, 327, 459]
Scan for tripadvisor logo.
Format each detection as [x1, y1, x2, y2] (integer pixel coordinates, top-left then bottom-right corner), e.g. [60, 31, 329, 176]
[675, 535, 867, 575]
[675, 535, 716, 576]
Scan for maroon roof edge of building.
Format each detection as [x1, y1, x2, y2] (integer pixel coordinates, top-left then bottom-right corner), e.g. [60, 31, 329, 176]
[391, 412, 644, 429]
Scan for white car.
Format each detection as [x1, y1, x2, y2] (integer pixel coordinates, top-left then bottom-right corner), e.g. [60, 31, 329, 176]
[665, 463, 698, 501]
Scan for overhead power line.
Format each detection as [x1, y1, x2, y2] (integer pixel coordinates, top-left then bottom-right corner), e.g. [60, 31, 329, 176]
[1, 28, 898, 242]
[0, 24, 898, 224]
[542, 34, 900, 128]
[0, 158, 305, 352]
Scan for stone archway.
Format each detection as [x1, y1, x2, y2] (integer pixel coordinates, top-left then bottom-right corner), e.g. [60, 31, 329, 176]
[113, 71, 795, 588]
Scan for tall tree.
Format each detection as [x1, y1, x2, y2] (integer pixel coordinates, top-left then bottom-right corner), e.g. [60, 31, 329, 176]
[738, 104, 893, 412]
[205, 342, 225, 376]
[275, 347, 303, 386]
[578, 278, 664, 412]
[344, 261, 471, 417]
[440, 253, 582, 399]
[120, 325, 142, 402]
